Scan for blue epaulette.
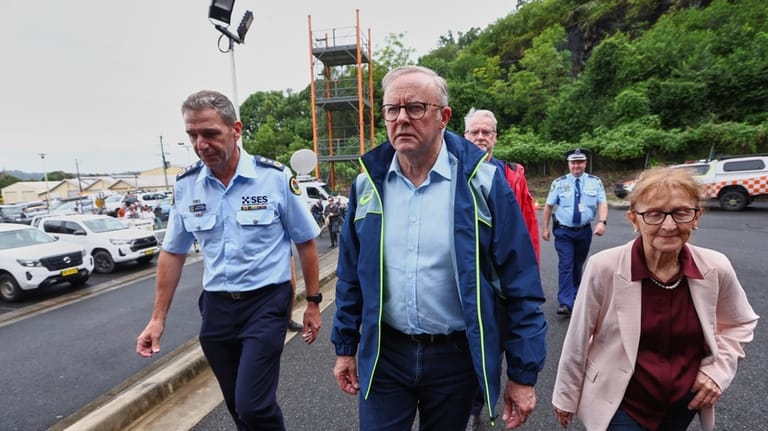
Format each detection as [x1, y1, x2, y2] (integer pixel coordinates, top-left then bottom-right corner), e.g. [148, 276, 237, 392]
[176, 161, 203, 180]
[555, 175, 567, 182]
[585, 173, 601, 180]
[254, 155, 285, 171]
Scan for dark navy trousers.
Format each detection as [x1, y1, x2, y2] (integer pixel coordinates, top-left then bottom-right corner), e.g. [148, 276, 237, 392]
[358, 325, 477, 431]
[554, 226, 592, 309]
[198, 282, 292, 431]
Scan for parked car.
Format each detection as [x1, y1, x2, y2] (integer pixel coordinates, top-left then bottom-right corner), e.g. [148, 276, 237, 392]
[138, 192, 168, 207]
[296, 175, 349, 212]
[0, 223, 93, 302]
[614, 154, 767, 210]
[34, 214, 160, 273]
[614, 162, 710, 199]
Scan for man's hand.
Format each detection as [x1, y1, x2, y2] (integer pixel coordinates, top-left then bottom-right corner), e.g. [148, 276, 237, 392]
[688, 371, 722, 410]
[301, 303, 321, 345]
[542, 227, 551, 242]
[593, 221, 606, 237]
[136, 319, 164, 358]
[502, 381, 536, 429]
[333, 355, 360, 395]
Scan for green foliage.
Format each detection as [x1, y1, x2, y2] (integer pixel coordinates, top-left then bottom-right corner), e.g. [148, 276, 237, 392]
[229, 0, 767, 178]
[0, 172, 21, 190]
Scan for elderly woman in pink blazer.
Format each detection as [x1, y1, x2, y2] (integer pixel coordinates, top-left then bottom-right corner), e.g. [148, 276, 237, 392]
[552, 167, 758, 431]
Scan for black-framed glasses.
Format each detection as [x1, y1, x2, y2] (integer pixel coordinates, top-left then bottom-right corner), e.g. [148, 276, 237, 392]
[465, 128, 496, 138]
[380, 102, 442, 122]
[633, 208, 700, 225]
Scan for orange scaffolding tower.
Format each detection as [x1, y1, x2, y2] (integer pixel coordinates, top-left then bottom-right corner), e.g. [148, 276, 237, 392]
[307, 9, 375, 191]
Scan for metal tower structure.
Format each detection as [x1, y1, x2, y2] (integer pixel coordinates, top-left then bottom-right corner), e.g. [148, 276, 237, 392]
[307, 9, 375, 191]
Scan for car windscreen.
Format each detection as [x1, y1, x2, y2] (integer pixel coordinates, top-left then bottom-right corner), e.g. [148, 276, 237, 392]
[0, 228, 56, 250]
[83, 218, 130, 233]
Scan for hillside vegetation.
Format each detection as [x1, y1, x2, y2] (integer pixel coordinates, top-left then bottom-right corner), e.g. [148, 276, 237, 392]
[237, 0, 767, 191]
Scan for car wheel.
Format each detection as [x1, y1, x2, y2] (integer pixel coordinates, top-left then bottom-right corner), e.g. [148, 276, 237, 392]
[136, 255, 154, 264]
[93, 250, 116, 273]
[69, 275, 89, 286]
[0, 273, 23, 302]
[719, 190, 748, 211]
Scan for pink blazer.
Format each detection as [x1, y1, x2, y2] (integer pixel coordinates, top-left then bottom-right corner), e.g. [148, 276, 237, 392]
[552, 241, 758, 431]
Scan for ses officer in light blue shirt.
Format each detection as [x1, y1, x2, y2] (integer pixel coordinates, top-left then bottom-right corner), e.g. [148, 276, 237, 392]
[136, 90, 321, 431]
[541, 149, 608, 317]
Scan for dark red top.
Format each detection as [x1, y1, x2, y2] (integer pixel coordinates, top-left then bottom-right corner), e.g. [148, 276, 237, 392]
[620, 237, 706, 430]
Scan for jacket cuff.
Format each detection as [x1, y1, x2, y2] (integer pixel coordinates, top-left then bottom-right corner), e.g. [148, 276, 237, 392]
[507, 369, 539, 386]
[334, 343, 358, 357]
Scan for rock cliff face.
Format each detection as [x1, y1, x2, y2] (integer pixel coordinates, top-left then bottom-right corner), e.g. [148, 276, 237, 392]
[560, 0, 711, 73]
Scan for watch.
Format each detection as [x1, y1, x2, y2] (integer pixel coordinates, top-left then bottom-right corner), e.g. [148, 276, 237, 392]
[306, 292, 323, 304]
[599, 220, 607, 226]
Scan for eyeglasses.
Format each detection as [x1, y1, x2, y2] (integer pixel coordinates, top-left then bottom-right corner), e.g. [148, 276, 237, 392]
[633, 208, 700, 225]
[465, 128, 496, 138]
[380, 102, 441, 122]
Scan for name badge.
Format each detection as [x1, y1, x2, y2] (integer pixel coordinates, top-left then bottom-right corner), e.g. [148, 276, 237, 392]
[189, 203, 207, 213]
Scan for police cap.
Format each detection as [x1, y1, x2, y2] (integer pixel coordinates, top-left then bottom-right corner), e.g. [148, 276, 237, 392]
[565, 148, 589, 161]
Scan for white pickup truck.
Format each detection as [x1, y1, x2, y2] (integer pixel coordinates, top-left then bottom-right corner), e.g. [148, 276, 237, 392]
[615, 154, 768, 211]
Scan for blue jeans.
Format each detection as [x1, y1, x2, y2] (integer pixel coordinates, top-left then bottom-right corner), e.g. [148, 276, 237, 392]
[359, 325, 477, 431]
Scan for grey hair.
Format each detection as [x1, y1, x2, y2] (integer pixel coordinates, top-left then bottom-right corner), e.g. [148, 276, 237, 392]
[464, 108, 498, 131]
[181, 90, 238, 127]
[381, 65, 449, 106]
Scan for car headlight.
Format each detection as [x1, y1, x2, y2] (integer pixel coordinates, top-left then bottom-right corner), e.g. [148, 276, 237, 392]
[17, 258, 42, 267]
[110, 239, 132, 245]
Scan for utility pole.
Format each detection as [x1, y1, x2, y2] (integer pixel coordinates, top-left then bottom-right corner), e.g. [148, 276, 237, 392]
[159, 135, 170, 191]
[39, 153, 50, 205]
[75, 158, 83, 194]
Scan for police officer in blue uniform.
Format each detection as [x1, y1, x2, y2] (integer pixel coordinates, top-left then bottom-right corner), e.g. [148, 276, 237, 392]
[136, 90, 322, 431]
[541, 149, 608, 316]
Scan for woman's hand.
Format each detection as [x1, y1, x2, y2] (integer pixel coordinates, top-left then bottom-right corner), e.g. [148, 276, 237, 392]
[689, 371, 722, 410]
[554, 407, 573, 428]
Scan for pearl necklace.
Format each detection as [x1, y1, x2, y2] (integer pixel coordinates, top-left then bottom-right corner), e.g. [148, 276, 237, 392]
[649, 276, 684, 290]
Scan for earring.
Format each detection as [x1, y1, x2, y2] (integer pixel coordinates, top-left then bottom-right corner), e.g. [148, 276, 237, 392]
[633, 226, 639, 233]
[693, 225, 699, 230]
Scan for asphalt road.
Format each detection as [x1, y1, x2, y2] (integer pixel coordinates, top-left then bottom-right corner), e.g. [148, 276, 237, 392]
[193, 204, 768, 431]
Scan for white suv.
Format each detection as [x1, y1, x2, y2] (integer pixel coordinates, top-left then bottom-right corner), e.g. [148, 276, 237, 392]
[0, 223, 93, 302]
[35, 214, 160, 273]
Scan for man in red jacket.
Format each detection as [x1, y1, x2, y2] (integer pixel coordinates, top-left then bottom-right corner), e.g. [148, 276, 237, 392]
[464, 108, 539, 259]
[463, 108, 541, 430]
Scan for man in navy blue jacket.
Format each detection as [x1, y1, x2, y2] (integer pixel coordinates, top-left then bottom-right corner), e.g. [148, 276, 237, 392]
[331, 66, 548, 430]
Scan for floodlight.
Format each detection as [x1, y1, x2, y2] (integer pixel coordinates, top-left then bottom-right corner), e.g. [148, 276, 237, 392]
[209, 0, 235, 26]
[237, 11, 254, 42]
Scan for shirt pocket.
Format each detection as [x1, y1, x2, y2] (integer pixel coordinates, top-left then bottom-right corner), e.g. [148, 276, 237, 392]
[182, 214, 217, 233]
[583, 188, 598, 206]
[236, 209, 277, 227]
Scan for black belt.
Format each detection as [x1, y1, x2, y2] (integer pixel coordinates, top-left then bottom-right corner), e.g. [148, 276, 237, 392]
[556, 223, 591, 231]
[382, 323, 466, 344]
[208, 281, 289, 300]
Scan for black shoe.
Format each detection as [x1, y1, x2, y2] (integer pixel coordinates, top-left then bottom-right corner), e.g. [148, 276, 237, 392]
[557, 304, 572, 316]
[287, 320, 303, 332]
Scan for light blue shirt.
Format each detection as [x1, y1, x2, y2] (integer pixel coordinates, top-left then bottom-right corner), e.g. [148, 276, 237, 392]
[163, 151, 320, 292]
[545, 173, 607, 227]
[381, 142, 464, 335]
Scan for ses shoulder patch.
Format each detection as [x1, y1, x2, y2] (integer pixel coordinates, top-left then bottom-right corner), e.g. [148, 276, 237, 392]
[290, 177, 302, 196]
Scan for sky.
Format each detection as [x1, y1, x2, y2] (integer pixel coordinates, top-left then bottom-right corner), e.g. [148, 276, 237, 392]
[0, 1, 515, 175]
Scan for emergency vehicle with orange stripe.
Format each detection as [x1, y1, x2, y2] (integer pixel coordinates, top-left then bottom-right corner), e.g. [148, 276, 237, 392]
[616, 153, 768, 211]
[698, 153, 768, 211]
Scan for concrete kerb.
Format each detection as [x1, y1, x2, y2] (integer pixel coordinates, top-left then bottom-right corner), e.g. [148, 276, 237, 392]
[56, 248, 340, 431]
